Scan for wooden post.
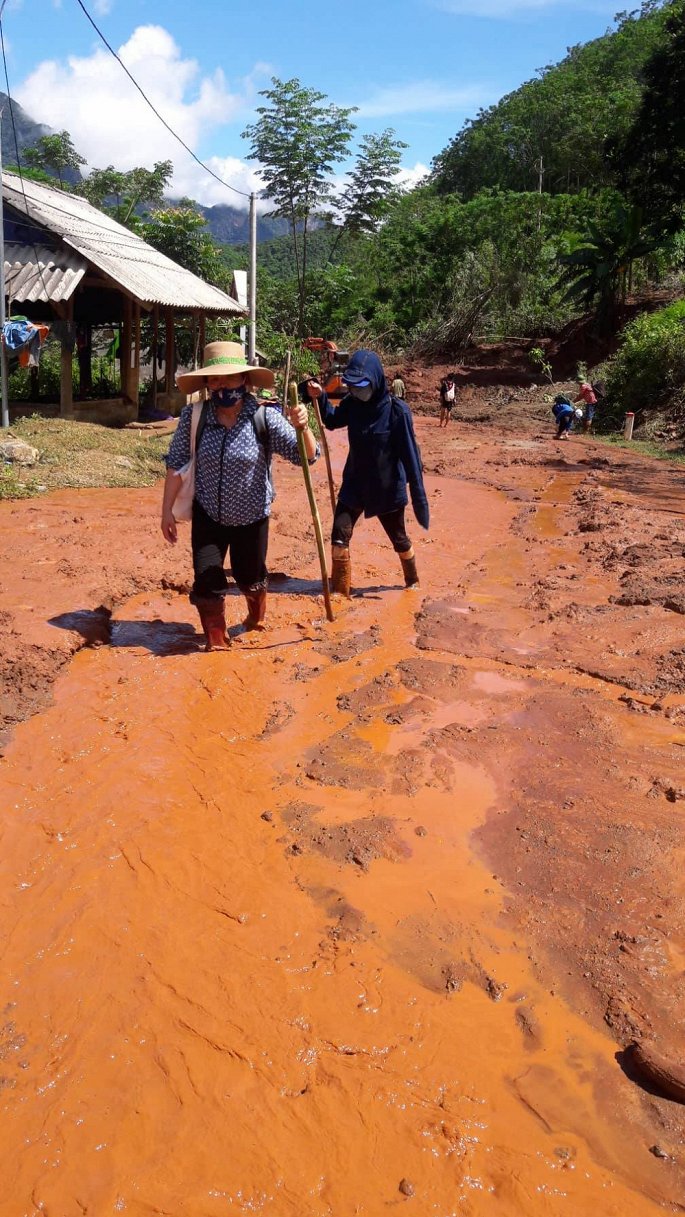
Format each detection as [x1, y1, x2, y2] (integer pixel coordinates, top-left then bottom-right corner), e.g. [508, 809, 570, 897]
[132, 302, 141, 409]
[283, 349, 291, 415]
[77, 322, 92, 396]
[151, 306, 158, 410]
[164, 308, 174, 396]
[198, 314, 206, 363]
[191, 313, 198, 368]
[121, 295, 132, 402]
[60, 296, 74, 418]
[624, 412, 635, 441]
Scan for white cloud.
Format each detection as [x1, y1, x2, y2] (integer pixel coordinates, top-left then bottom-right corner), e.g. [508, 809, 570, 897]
[356, 81, 489, 119]
[396, 161, 430, 189]
[92, 0, 113, 14]
[434, 0, 617, 14]
[172, 156, 266, 211]
[14, 25, 267, 210]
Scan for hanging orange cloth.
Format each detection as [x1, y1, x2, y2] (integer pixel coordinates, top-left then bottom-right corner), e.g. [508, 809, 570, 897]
[17, 324, 50, 368]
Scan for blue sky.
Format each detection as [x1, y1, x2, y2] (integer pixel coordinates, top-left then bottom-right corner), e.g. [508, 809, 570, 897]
[5, 0, 625, 208]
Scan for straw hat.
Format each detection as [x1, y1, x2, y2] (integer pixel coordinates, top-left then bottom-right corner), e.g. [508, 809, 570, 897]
[176, 341, 274, 394]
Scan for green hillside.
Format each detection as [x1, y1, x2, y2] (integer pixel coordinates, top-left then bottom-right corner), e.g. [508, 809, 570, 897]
[432, 1, 671, 198]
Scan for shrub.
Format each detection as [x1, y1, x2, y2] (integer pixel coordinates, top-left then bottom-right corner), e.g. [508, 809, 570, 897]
[603, 300, 685, 427]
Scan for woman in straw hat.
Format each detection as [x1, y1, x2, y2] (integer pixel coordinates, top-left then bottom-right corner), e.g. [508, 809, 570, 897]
[161, 341, 318, 650]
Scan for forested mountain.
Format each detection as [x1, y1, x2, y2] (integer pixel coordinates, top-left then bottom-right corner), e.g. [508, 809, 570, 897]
[197, 204, 293, 246]
[432, 1, 670, 198]
[232, 226, 339, 278]
[0, 92, 51, 166]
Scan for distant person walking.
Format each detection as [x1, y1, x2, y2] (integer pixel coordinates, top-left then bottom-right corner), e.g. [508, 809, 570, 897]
[391, 374, 406, 400]
[439, 374, 457, 427]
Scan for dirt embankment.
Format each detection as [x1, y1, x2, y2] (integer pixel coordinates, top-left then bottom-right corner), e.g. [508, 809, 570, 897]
[1, 398, 685, 1214]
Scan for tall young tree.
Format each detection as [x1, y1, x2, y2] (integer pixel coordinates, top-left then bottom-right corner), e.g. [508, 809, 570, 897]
[242, 77, 356, 334]
[23, 131, 86, 188]
[333, 129, 408, 252]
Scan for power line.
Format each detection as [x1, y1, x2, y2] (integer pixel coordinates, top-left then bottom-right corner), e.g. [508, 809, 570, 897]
[73, 0, 252, 201]
[0, 18, 52, 302]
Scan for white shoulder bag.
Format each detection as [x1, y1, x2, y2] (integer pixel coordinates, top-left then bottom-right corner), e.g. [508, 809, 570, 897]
[172, 402, 204, 522]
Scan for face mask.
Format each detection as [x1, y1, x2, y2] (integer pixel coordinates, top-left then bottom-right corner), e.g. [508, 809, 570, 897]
[347, 384, 373, 402]
[213, 386, 245, 408]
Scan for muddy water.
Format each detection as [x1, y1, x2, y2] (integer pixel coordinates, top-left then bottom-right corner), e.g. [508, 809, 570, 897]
[0, 467, 675, 1215]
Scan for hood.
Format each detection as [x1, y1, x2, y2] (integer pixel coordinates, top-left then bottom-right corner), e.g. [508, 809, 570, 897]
[343, 350, 388, 404]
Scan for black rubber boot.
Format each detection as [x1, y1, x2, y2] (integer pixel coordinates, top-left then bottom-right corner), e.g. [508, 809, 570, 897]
[399, 548, 419, 588]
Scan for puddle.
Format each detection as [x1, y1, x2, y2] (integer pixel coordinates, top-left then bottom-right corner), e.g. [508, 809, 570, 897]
[472, 669, 528, 695]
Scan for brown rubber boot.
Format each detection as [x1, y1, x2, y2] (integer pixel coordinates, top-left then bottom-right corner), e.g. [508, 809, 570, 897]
[195, 597, 231, 651]
[330, 546, 352, 597]
[399, 547, 419, 588]
[243, 589, 267, 631]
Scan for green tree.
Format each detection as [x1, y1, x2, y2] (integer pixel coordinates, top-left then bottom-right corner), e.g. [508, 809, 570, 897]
[242, 77, 357, 335]
[334, 129, 407, 246]
[23, 131, 86, 188]
[139, 205, 230, 289]
[80, 160, 173, 225]
[557, 200, 661, 329]
[614, 0, 685, 233]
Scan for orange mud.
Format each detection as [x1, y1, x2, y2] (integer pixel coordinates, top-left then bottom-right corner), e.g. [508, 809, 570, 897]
[1, 410, 685, 1215]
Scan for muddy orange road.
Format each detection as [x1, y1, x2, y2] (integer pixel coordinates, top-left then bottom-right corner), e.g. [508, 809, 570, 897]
[1, 422, 684, 1215]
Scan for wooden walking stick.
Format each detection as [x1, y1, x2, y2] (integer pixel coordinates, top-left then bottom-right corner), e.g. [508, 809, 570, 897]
[289, 381, 334, 623]
[283, 348, 292, 414]
[311, 392, 336, 515]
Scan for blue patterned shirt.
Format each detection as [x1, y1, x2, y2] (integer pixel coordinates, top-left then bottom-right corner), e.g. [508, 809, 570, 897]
[166, 395, 319, 527]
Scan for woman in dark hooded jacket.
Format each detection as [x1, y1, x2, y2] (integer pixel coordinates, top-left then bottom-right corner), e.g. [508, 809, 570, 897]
[304, 349, 429, 597]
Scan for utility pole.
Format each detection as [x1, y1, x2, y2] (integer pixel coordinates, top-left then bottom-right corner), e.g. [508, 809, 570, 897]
[0, 106, 9, 429]
[247, 191, 257, 364]
[536, 155, 545, 234]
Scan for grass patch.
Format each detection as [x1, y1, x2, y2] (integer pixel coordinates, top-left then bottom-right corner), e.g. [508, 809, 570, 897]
[596, 434, 685, 465]
[0, 415, 172, 499]
[0, 465, 39, 500]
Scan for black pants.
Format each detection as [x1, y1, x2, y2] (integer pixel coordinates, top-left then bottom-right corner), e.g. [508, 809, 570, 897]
[331, 501, 411, 553]
[191, 500, 269, 600]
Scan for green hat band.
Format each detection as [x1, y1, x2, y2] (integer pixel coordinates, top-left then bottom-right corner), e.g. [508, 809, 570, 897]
[205, 355, 249, 367]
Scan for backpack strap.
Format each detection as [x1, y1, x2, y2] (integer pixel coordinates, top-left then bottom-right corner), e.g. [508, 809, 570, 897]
[252, 402, 268, 447]
[193, 400, 210, 454]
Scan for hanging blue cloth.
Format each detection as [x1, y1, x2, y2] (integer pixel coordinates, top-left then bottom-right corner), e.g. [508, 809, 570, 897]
[2, 320, 36, 351]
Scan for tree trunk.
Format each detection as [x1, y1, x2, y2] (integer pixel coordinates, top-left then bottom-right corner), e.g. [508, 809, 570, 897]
[299, 217, 309, 337]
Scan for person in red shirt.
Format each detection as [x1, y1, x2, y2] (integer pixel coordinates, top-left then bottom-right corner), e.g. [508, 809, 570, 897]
[574, 381, 597, 432]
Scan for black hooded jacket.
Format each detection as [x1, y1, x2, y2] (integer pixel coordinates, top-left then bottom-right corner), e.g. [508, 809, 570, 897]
[313, 350, 429, 527]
